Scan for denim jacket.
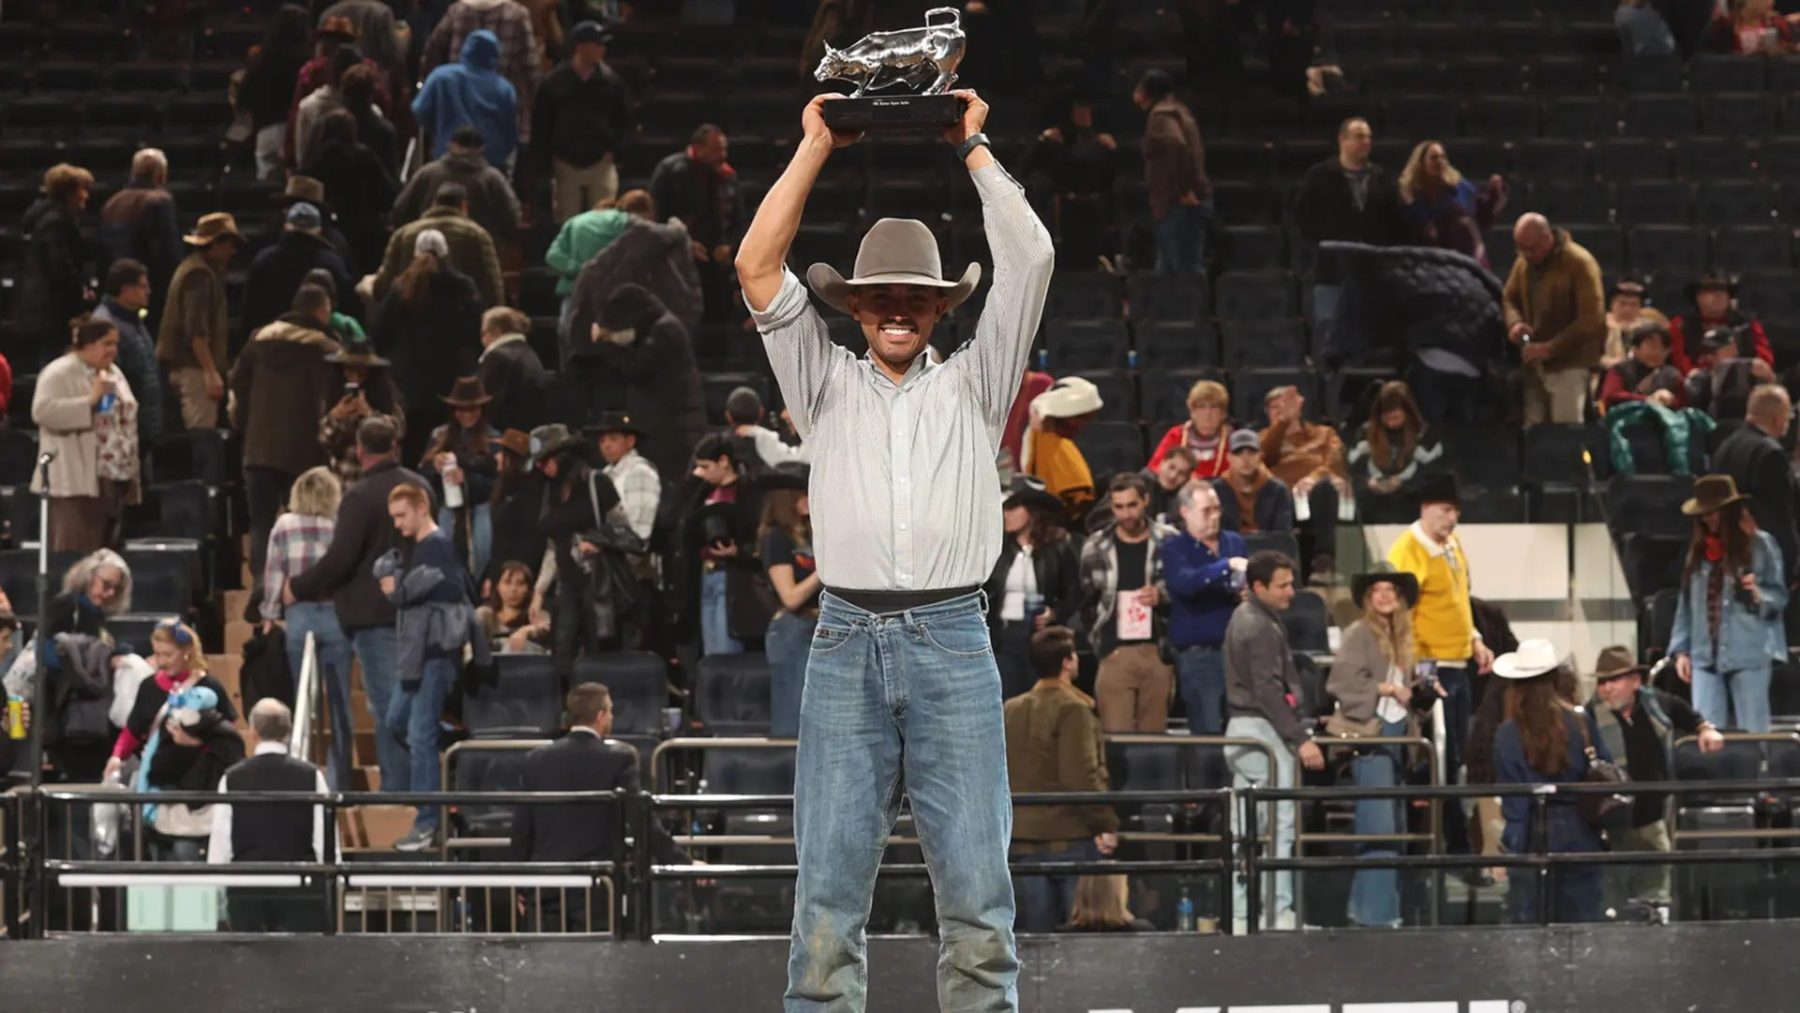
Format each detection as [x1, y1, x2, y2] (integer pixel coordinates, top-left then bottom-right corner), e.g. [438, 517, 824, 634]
[1669, 529, 1787, 672]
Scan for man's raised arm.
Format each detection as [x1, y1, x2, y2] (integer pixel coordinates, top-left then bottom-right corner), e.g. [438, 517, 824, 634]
[736, 95, 860, 313]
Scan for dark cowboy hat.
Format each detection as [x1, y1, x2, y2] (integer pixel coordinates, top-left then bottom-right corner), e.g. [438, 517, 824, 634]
[490, 429, 531, 459]
[529, 424, 596, 468]
[314, 15, 358, 42]
[1414, 471, 1460, 507]
[1003, 475, 1062, 514]
[1684, 273, 1736, 302]
[584, 410, 644, 440]
[754, 462, 810, 492]
[439, 376, 493, 408]
[1592, 645, 1648, 683]
[1681, 473, 1750, 516]
[806, 217, 980, 316]
[324, 333, 389, 367]
[1351, 566, 1420, 611]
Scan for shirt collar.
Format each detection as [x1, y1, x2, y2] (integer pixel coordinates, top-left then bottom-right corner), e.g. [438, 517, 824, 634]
[478, 332, 528, 361]
[1409, 520, 1457, 558]
[254, 741, 290, 756]
[569, 726, 604, 738]
[864, 349, 934, 390]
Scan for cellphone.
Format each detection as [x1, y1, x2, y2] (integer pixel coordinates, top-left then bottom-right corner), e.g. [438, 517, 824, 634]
[344, 382, 362, 395]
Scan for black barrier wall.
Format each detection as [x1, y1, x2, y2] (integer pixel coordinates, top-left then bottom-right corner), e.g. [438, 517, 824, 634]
[0, 923, 1782, 1011]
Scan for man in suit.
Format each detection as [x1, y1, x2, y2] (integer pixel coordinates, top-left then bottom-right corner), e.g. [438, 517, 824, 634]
[207, 699, 333, 932]
[1714, 384, 1799, 586]
[511, 683, 690, 931]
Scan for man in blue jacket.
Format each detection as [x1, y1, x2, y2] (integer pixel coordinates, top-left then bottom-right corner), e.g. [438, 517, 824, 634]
[413, 29, 519, 170]
[1162, 481, 1248, 735]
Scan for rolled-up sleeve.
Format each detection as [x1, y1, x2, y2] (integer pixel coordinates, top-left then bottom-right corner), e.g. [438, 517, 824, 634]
[956, 163, 1056, 430]
[750, 269, 846, 441]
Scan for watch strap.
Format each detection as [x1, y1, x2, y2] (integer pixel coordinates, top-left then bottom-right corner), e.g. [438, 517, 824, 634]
[956, 132, 991, 162]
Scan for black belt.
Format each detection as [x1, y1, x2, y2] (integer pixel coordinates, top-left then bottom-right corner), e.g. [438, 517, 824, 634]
[827, 585, 980, 615]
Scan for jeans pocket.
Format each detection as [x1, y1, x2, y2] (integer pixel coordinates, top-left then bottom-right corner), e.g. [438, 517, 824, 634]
[921, 619, 994, 658]
[809, 624, 855, 655]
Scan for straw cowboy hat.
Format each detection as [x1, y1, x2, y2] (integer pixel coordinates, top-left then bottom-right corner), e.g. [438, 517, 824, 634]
[1592, 645, 1648, 683]
[1032, 376, 1105, 419]
[439, 376, 493, 408]
[183, 212, 243, 248]
[1492, 638, 1564, 680]
[806, 217, 980, 315]
[1680, 474, 1750, 516]
[279, 175, 334, 215]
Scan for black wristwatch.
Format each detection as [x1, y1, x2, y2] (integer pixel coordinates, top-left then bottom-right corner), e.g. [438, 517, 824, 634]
[956, 132, 991, 163]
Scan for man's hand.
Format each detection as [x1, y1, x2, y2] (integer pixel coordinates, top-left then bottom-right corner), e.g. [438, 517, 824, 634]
[711, 541, 739, 559]
[1649, 389, 1677, 407]
[1033, 608, 1055, 630]
[261, 620, 274, 635]
[1297, 740, 1325, 771]
[378, 575, 397, 595]
[282, 579, 296, 606]
[1135, 585, 1161, 607]
[578, 540, 601, 557]
[1039, 126, 1064, 144]
[1474, 639, 1495, 674]
[1675, 652, 1692, 683]
[1178, 191, 1201, 207]
[1521, 343, 1552, 365]
[1094, 831, 1119, 856]
[204, 370, 225, 401]
[711, 244, 732, 264]
[1508, 321, 1531, 344]
[690, 239, 709, 263]
[801, 93, 862, 151]
[1097, 132, 1117, 150]
[1698, 724, 1726, 753]
[942, 89, 990, 150]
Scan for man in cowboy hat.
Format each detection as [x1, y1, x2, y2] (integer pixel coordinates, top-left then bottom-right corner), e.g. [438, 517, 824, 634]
[736, 88, 1053, 1009]
[1022, 375, 1103, 519]
[1669, 273, 1773, 377]
[321, 334, 401, 487]
[1589, 644, 1722, 915]
[590, 410, 659, 544]
[157, 211, 243, 430]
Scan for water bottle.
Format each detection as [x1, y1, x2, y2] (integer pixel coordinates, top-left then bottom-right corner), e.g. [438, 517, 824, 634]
[1176, 885, 1196, 932]
[96, 392, 117, 414]
[1127, 348, 1139, 370]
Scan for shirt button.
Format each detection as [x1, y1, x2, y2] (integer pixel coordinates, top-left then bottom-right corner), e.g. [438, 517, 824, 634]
[899, 523, 908, 531]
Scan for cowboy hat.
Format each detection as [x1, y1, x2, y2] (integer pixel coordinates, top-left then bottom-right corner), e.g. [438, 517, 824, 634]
[806, 218, 980, 316]
[278, 175, 333, 214]
[325, 333, 390, 367]
[1592, 645, 1647, 683]
[1004, 475, 1063, 514]
[490, 429, 531, 459]
[314, 15, 358, 42]
[1032, 376, 1104, 419]
[183, 212, 243, 248]
[755, 461, 810, 492]
[1492, 638, 1564, 680]
[1351, 566, 1420, 611]
[439, 376, 493, 408]
[1414, 471, 1460, 507]
[1684, 273, 1736, 302]
[585, 411, 644, 440]
[1681, 474, 1750, 516]
[530, 423, 594, 468]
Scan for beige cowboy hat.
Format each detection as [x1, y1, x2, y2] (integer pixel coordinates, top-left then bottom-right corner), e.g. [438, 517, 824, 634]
[1032, 376, 1104, 418]
[806, 217, 980, 316]
[183, 211, 243, 248]
[1492, 638, 1564, 680]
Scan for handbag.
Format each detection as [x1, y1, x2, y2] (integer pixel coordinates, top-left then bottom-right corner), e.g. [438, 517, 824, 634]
[1324, 710, 1383, 738]
[1574, 709, 1633, 837]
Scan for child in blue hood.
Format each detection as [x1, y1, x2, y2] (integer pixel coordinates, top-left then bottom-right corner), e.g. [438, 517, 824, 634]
[413, 29, 519, 168]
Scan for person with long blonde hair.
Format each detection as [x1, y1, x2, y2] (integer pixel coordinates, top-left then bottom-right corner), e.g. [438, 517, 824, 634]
[1396, 140, 1508, 268]
[1327, 567, 1423, 927]
[1063, 874, 1153, 932]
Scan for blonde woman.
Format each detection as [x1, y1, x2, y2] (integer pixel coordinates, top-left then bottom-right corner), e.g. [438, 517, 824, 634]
[1396, 141, 1507, 268]
[1327, 567, 1423, 927]
[1063, 874, 1153, 932]
[261, 465, 356, 789]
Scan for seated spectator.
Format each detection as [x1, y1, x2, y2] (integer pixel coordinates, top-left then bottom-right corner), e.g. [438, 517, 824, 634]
[758, 463, 818, 738]
[33, 315, 141, 555]
[372, 229, 484, 466]
[985, 477, 1084, 700]
[1215, 428, 1296, 535]
[1702, 0, 1798, 53]
[487, 429, 546, 590]
[1060, 875, 1154, 933]
[477, 559, 550, 654]
[419, 377, 500, 579]
[1259, 385, 1349, 573]
[1601, 325, 1685, 412]
[1020, 88, 1119, 270]
[243, 201, 355, 340]
[1397, 141, 1507, 268]
[28, 550, 131, 785]
[207, 698, 332, 933]
[319, 334, 406, 488]
[650, 124, 746, 322]
[1669, 274, 1774, 376]
[374, 182, 505, 309]
[1164, 481, 1248, 736]
[1617, 0, 1678, 55]
[1148, 379, 1233, 479]
[1024, 376, 1104, 521]
[1685, 327, 1766, 420]
[391, 126, 521, 246]
[548, 189, 655, 324]
[299, 108, 398, 277]
[413, 29, 519, 169]
[1140, 445, 1196, 525]
[476, 307, 551, 435]
[572, 284, 708, 485]
[1004, 626, 1118, 933]
[726, 386, 806, 469]
[1601, 277, 1669, 368]
[1346, 380, 1444, 524]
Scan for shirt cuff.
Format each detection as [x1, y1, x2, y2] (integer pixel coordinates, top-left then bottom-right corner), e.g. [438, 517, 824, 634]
[745, 268, 809, 333]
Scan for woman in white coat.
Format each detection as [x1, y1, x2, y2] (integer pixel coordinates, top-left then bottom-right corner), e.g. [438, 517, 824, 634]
[31, 314, 140, 553]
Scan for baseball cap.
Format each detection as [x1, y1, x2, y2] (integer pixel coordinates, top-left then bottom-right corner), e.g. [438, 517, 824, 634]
[570, 20, 614, 47]
[1228, 429, 1262, 454]
[286, 201, 322, 230]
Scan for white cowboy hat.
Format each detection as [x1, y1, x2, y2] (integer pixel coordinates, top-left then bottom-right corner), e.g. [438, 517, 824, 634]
[1032, 376, 1104, 419]
[806, 217, 980, 315]
[1492, 639, 1563, 680]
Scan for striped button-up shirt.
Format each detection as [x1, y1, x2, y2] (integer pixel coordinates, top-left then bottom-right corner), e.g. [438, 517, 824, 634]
[748, 162, 1054, 592]
[263, 513, 336, 622]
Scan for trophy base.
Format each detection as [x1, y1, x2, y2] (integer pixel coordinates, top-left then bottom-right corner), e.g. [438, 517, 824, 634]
[823, 93, 964, 133]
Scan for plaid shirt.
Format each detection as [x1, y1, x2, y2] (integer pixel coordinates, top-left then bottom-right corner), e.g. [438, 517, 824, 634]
[1078, 519, 1178, 644]
[423, 0, 537, 136]
[604, 449, 661, 542]
[263, 513, 336, 621]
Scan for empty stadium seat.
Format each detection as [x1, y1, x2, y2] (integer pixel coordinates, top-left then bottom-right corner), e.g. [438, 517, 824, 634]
[1628, 224, 1708, 278]
[1046, 272, 1124, 320]
[693, 653, 772, 736]
[446, 741, 544, 838]
[1466, 96, 1539, 138]
[1608, 475, 1696, 537]
[1713, 225, 1793, 273]
[1696, 179, 1776, 226]
[0, 430, 36, 486]
[1075, 369, 1139, 423]
[1690, 54, 1768, 93]
[1735, 271, 1800, 321]
[1595, 137, 1672, 181]
[467, 655, 564, 739]
[1073, 421, 1146, 478]
[571, 651, 666, 737]
[1624, 94, 1699, 138]
[1620, 180, 1693, 225]
[1220, 225, 1286, 270]
[1545, 96, 1618, 139]
[1214, 269, 1299, 321]
[1701, 94, 1777, 138]
[1126, 273, 1209, 322]
[122, 543, 199, 615]
[1044, 319, 1129, 370]
[1221, 318, 1308, 369]
[1522, 424, 1611, 486]
[1135, 320, 1218, 369]
[1282, 590, 1330, 654]
[702, 746, 795, 795]
[1439, 426, 1523, 496]
[1512, 138, 1587, 181]
[1382, 94, 1460, 139]
[1242, 531, 1301, 566]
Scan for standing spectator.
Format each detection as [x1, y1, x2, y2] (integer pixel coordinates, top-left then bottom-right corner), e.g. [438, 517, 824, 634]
[1215, 428, 1296, 535]
[536, 425, 623, 677]
[1601, 278, 1669, 368]
[570, 283, 708, 484]
[487, 428, 546, 589]
[1164, 481, 1249, 736]
[1260, 385, 1350, 572]
[594, 411, 660, 543]
[1670, 474, 1787, 732]
[33, 551, 132, 785]
[1590, 645, 1723, 916]
[1599, 325, 1685, 412]
[418, 377, 500, 580]
[284, 18, 393, 170]
[1713, 385, 1799, 585]
[984, 476, 1083, 700]
[1004, 626, 1119, 934]
[651, 125, 746, 322]
[239, 5, 314, 180]
[375, 482, 484, 851]
[1023, 376, 1104, 521]
[1668, 274, 1774, 376]
[208, 698, 332, 931]
[1618, 0, 1679, 55]
[299, 110, 398, 277]
[1080, 473, 1178, 733]
[157, 213, 242, 431]
[260, 467, 356, 790]
[338, 64, 399, 177]
[371, 230, 484, 466]
[728, 387, 808, 469]
[1346, 380, 1445, 525]
[533, 20, 636, 224]
[1702, 0, 1798, 53]
[293, 45, 364, 170]
[90, 259, 166, 458]
[518, 0, 564, 72]
[1326, 568, 1422, 928]
[1134, 69, 1210, 275]
[679, 432, 757, 659]
[231, 285, 343, 590]
[548, 189, 652, 314]
[33, 317, 140, 553]
[1148, 379, 1234, 479]
[392, 126, 521, 246]
[1503, 213, 1606, 425]
[422, 0, 537, 143]
[1295, 118, 1396, 352]
[374, 183, 505, 309]
[1492, 640, 1610, 923]
[567, 210, 702, 365]
[1386, 472, 1493, 856]
[1396, 141, 1508, 268]
[476, 307, 551, 434]
[305, 269, 364, 340]
[1020, 89, 1120, 270]
[285, 417, 432, 797]
[1223, 550, 1323, 932]
[759, 463, 818, 738]
[413, 30, 520, 170]
[243, 201, 356, 338]
[318, 335, 406, 488]
[19, 163, 94, 369]
[95, 149, 182, 327]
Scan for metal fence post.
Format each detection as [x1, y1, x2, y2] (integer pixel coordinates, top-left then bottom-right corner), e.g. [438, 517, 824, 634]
[635, 790, 655, 942]
[1532, 790, 1551, 925]
[1217, 787, 1234, 932]
[322, 792, 338, 936]
[1242, 785, 1260, 934]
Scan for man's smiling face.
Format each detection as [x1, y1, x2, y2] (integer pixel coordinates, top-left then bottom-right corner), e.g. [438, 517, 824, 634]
[850, 283, 948, 371]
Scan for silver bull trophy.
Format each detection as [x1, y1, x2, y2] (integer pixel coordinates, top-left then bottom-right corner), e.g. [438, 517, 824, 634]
[815, 7, 968, 132]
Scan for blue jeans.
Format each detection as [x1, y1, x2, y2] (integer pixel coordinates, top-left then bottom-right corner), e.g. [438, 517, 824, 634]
[1691, 662, 1771, 732]
[701, 568, 744, 657]
[285, 603, 354, 791]
[384, 655, 458, 832]
[1310, 283, 1341, 361]
[1348, 719, 1408, 928]
[1154, 201, 1211, 275]
[1012, 840, 1096, 934]
[439, 504, 492, 586]
[350, 626, 405, 794]
[1176, 645, 1226, 735]
[766, 611, 815, 738]
[1226, 715, 1296, 925]
[787, 590, 1017, 1012]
